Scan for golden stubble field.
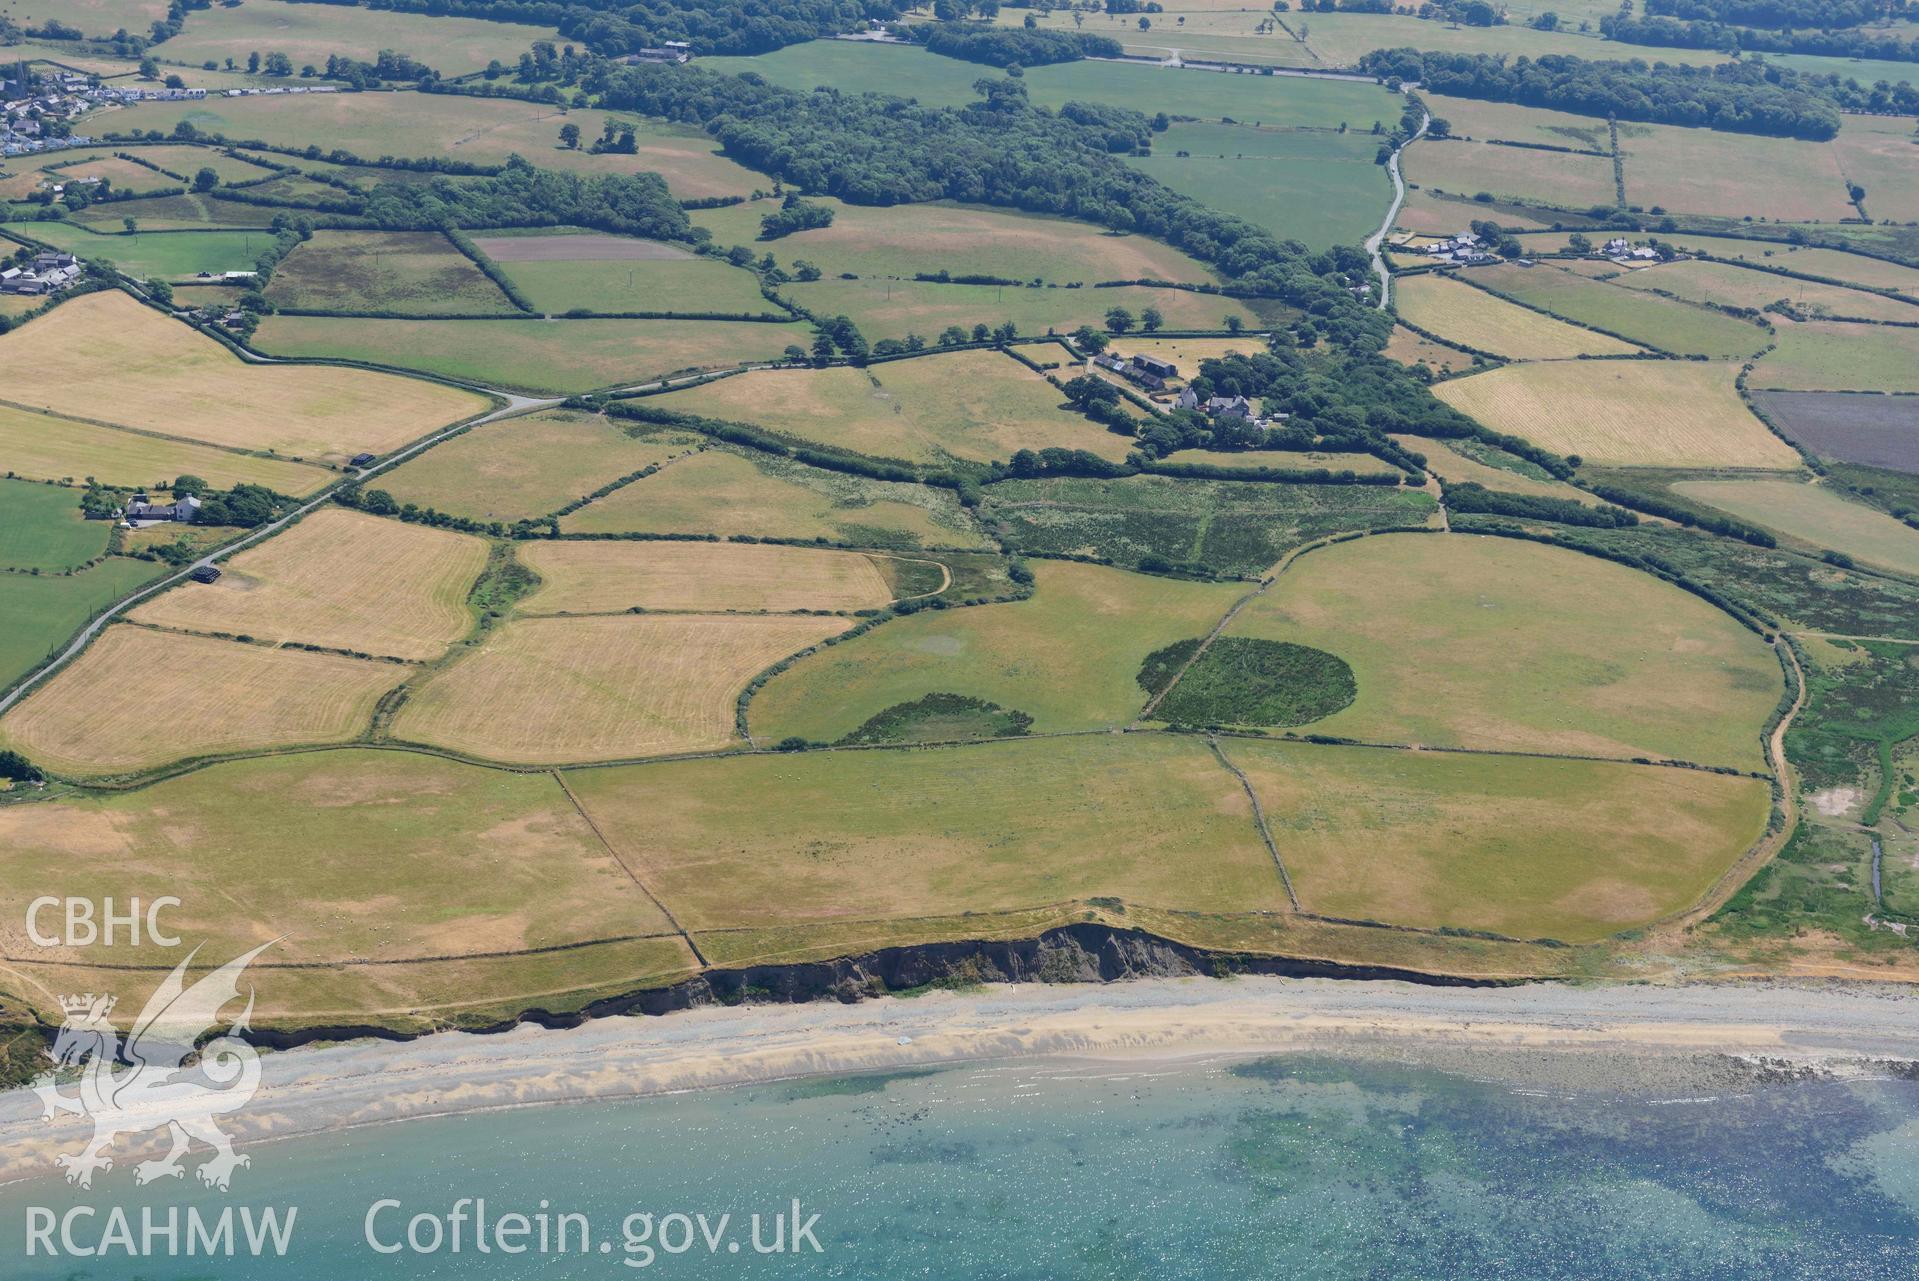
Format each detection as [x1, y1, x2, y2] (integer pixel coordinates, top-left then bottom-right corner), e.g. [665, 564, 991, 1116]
[517, 541, 898, 615]
[1433, 359, 1803, 469]
[1394, 273, 1642, 360]
[390, 613, 853, 763]
[0, 626, 402, 776]
[0, 292, 490, 461]
[130, 508, 488, 659]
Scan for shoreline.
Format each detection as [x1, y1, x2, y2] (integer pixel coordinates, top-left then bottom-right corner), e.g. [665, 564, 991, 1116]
[2, 975, 1917, 1183]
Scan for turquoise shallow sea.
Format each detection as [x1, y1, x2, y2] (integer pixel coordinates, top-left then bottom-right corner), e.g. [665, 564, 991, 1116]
[3, 1052, 1917, 1278]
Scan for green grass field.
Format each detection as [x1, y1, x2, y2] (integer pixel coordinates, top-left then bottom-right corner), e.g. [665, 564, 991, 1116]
[694, 198, 1220, 286]
[704, 43, 1398, 128]
[1469, 264, 1771, 358]
[1223, 532, 1782, 768]
[379, 410, 703, 523]
[982, 472, 1435, 576]
[126, 146, 280, 184]
[5, 223, 278, 279]
[13, 0, 170, 36]
[1229, 739, 1770, 943]
[69, 192, 277, 230]
[266, 230, 516, 314]
[0, 478, 109, 571]
[1754, 321, 1919, 394]
[472, 235, 773, 317]
[1127, 128, 1390, 251]
[563, 447, 992, 549]
[644, 350, 1133, 466]
[157, 0, 563, 77]
[750, 558, 1244, 743]
[1672, 480, 1919, 578]
[780, 279, 1260, 343]
[252, 314, 807, 394]
[0, 557, 161, 692]
[564, 733, 1290, 934]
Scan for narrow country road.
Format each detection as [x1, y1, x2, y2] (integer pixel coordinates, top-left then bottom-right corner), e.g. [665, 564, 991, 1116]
[1365, 109, 1428, 310]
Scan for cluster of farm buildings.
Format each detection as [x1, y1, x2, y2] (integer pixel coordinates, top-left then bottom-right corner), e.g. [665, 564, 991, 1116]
[1, 250, 80, 295]
[1411, 229, 1667, 268]
[1093, 351, 1278, 425]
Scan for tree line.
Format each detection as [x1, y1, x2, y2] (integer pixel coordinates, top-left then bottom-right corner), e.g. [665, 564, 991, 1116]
[336, 0, 904, 57]
[1643, 0, 1906, 30]
[906, 24, 1123, 66]
[1605, 17, 1919, 93]
[360, 157, 690, 240]
[1358, 48, 1846, 139]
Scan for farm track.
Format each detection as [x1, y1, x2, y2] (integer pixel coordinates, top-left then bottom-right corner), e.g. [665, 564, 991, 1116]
[1653, 637, 1808, 941]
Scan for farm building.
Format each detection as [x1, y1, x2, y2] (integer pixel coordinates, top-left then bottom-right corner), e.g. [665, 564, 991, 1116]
[123, 492, 201, 526]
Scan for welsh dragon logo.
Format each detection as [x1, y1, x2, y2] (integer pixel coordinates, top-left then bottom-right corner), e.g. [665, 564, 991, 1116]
[31, 942, 273, 1191]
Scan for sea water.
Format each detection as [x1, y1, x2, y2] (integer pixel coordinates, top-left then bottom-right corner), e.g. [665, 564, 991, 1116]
[1, 1052, 1916, 1279]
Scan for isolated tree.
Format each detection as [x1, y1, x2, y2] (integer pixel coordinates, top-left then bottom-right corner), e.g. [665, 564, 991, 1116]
[1105, 306, 1134, 333]
[246, 51, 260, 73]
[938, 325, 969, 346]
[192, 166, 219, 192]
[972, 322, 991, 342]
[1224, 315, 1244, 333]
[138, 56, 159, 79]
[993, 320, 1017, 343]
[1138, 15, 1151, 27]
[559, 122, 581, 148]
[1141, 306, 1163, 332]
[123, 216, 138, 233]
[264, 52, 292, 76]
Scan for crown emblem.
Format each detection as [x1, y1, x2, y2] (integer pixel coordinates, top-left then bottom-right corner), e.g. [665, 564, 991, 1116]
[58, 993, 113, 1016]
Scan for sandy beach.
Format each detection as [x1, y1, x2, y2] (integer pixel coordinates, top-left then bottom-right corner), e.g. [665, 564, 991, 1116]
[3, 975, 1917, 1183]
